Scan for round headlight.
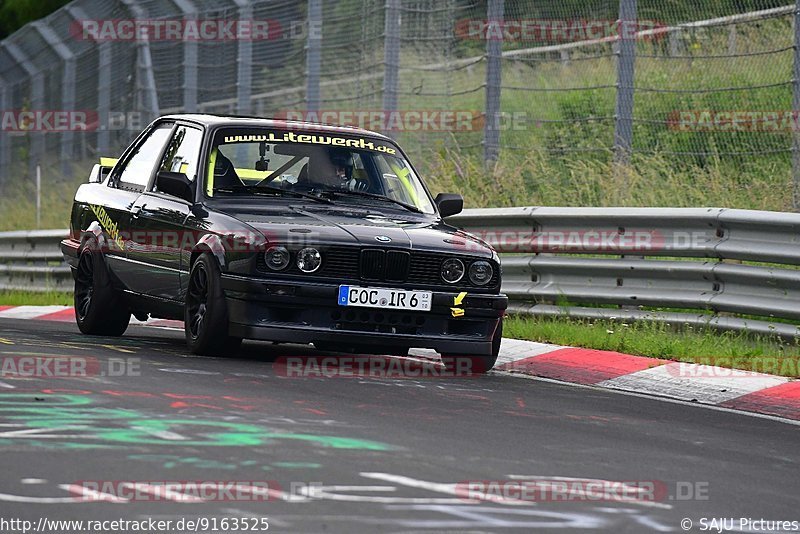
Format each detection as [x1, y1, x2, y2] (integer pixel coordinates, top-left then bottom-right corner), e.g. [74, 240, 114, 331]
[296, 247, 322, 273]
[441, 258, 465, 284]
[468, 260, 494, 286]
[265, 246, 290, 270]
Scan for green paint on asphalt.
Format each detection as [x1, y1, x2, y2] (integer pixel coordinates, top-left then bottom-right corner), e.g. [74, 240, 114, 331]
[0, 393, 393, 451]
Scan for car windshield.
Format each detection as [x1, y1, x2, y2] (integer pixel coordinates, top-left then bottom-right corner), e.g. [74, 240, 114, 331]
[205, 128, 436, 214]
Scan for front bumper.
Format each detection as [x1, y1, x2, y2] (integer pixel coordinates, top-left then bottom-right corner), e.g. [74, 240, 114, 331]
[221, 274, 507, 355]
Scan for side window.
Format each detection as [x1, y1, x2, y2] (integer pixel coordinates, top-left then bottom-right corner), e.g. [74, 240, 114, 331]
[158, 125, 203, 184]
[115, 124, 174, 190]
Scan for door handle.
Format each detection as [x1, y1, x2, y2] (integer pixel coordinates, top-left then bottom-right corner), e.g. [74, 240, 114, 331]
[131, 204, 146, 218]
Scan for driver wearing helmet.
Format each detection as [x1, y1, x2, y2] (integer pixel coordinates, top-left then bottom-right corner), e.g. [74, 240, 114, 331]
[330, 151, 366, 191]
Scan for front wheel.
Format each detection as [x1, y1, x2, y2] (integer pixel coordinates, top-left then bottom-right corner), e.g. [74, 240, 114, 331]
[185, 253, 242, 356]
[441, 319, 502, 375]
[74, 238, 130, 336]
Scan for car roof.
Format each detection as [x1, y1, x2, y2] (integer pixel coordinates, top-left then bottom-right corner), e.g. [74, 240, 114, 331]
[160, 113, 393, 141]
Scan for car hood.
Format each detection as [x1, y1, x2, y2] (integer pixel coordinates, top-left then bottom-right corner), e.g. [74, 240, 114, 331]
[214, 203, 494, 257]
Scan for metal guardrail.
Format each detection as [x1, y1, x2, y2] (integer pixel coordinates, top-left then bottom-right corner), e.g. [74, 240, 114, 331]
[0, 229, 71, 292]
[447, 207, 800, 338]
[6, 207, 800, 337]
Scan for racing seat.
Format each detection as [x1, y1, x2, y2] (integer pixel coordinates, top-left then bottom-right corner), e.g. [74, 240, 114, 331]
[214, 152, 244, 189]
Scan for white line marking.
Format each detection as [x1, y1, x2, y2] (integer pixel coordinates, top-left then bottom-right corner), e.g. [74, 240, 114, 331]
[499, 371, 800, 427]
[119, 482, 204, 503]
[59, 484, 128, 503]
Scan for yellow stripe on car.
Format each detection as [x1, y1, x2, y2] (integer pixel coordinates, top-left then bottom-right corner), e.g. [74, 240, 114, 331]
[206, 148, 217, 196]
[388, 160, 419, 206]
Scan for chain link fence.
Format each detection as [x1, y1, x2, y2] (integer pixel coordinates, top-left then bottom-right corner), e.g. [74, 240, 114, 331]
[0, 0, 798, 218]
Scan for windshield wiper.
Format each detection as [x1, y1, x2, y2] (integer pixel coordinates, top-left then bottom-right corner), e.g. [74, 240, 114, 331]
[253, 184, 331, 203]
[214, 185, 330, 203]
[318, 188, 422, 213]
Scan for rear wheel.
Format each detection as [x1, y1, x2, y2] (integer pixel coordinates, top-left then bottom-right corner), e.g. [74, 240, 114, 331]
[74, 238, 130, 336]
[441, 319, 502, 375]
[185, 253, 241, 356]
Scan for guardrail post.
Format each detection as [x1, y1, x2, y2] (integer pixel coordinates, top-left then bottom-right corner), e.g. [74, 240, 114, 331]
[613, 0, 636, 165]
[306, 0, 322, 112]
[483, 0, 503, 166]
[793, 0, 800, 210]
[32, 21, 76, 179]
[382, 0, 400, 136]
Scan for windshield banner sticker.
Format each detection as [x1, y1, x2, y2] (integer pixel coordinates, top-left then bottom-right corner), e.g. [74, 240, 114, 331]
[222, 132, 397, 155]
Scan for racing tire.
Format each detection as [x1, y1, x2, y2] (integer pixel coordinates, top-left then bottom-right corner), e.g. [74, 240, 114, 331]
[185, 253, 242, 356]
[441, 318, 502, 375]
[74, 238, 131, 337]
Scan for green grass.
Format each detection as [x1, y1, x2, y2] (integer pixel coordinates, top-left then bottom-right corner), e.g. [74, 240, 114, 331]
[0, 290, 73, 306]
[505, 315, 800, 377]
[2, 19, 796, 229]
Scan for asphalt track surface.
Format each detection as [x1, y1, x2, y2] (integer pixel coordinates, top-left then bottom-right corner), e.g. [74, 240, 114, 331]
[0, 318, 797, 533]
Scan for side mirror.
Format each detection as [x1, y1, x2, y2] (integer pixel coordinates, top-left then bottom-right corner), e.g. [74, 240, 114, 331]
[435, 193, 463, 218]
[88, 164, 102, 183]
[90, 163, 113, 183]
[156, 170, 193, 202]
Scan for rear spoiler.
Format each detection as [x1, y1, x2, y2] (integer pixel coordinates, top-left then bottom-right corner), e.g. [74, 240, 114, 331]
[88, 157, 119, 183]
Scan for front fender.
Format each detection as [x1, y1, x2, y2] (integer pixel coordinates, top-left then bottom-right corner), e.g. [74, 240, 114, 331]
[194, 233, 227, 270]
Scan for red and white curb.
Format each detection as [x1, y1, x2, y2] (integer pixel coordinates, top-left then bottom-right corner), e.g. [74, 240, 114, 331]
[495, 339, 800, 422]
[1, 306, 798, 422]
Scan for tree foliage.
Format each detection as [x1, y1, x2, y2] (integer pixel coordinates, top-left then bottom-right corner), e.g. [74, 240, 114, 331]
[0, 0, 71, 39]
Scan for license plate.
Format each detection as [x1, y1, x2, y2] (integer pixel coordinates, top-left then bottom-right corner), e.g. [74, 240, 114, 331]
[338, 286, 432, 311]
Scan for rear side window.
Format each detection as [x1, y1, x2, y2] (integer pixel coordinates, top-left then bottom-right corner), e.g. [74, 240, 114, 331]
[115, 124, 174, 190]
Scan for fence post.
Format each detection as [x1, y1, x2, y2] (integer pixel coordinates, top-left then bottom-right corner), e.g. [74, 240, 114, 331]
[306, 0, 322, 113]
[793, 0, 800, 210]
[613, 0, 636, 165]
[483, 0, 503, 166]
[2, 42, 43, 181]
[382, 0, 400, 136]
[0, 77, 8, 189]
[66, 4, 110, 157]
[32, 21, 76, 179]
[174, 0, 198, 113]
[120, 0, 159, 123]
[96, 41, 112, 155]
[233, 0, 253, 116]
